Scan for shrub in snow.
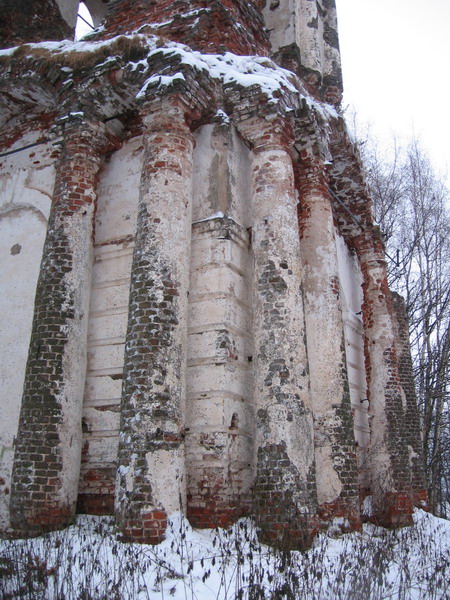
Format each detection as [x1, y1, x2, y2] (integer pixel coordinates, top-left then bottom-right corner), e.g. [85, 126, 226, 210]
[0, 509, 449, 599]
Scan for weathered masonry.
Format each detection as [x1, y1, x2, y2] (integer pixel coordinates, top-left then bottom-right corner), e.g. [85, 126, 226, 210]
[0, 0, 428, 548]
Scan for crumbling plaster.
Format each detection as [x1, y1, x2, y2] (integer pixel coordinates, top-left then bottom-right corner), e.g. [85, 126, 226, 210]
[262, 0, 341, 87]
[0, 138, 55, 528]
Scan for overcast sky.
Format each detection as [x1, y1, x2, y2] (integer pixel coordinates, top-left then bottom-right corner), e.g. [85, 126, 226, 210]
[336, 0, 450, 176]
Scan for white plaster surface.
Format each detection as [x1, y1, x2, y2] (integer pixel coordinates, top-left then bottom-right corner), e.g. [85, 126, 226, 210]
[262, 0, 297, 55]
[58, 205, 97, 510]
[335, 233, 370, 484]
[0, 140, 54, 528]
[298, 0, 325, 74]
[80, 139, 141, 499]
[187, 363, 251, 399]
[187, 142, 254, 507]
[187, 329, 247, 363]
[192, 124, 251, 227]
[189, 264, 247, 298]
[87, 434, 120, 464]
[94, 137, 143, 245]
[315, 445, 343, 504]
[0, 210, 47, 527]
[262, 0, 341, 81]
[188, 294, 251, 334]
[146, 448, 186, 514]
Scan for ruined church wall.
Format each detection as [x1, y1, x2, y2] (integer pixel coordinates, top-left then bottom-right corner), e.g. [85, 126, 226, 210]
[80, 120, 256, 524]
[0, 0, 427, 543]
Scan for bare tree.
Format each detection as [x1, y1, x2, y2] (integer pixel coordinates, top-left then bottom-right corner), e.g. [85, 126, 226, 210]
[362, 136, 450, 516]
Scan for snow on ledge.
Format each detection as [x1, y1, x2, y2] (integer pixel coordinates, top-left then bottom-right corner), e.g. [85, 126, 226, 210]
[0, 32, 338, 125]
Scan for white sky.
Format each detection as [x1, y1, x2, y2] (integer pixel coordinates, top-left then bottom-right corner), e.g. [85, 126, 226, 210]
[336, 0, 450, 176]
[76, 3, 93, 37]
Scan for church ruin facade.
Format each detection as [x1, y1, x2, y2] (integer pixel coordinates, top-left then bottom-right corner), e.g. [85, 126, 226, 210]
[0, 0, 427, 547]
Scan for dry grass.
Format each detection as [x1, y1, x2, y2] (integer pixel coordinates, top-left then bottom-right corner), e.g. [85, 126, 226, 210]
[1, 511, 449, 600]
[0, 35, 148, 75]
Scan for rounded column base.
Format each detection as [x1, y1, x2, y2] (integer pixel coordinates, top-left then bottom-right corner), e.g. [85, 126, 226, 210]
[10, 503, 74, 538]
[256, 508, 319, 551]
[371, 492, 414, 528]
[187, 500, 249, 530]
[118, 509, 168, 545]
[318, 497, 361, 532]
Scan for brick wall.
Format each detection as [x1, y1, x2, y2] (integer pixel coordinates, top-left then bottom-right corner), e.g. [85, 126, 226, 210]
[297, 153, 360, 529]
[97, 0, 270, 56]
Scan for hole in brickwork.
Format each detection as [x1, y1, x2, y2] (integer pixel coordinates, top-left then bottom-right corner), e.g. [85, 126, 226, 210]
[229, 413, 239, 430]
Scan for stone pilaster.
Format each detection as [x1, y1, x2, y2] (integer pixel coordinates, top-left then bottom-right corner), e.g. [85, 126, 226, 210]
[185, 122, 254, 529]
[186, 217, 254, 529]
[297, 154, 360, 529]
[115, 98, 193, 544]
[10, 117, 112, 535]
[247, 122, 318, 549]
[353, 228, 414, 526]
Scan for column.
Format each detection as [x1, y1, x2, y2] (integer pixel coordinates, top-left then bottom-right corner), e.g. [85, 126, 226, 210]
[390, 292, 428, 509]
[10, 117, 113, 534]
[353, 228, 414, 526]
[115, 97, 193, 544]
[298, 154, 360, 529]
[250, 125, 318, 549]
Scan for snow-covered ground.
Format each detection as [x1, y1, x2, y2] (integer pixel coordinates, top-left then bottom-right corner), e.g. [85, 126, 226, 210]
[1, 508, 449, 599]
